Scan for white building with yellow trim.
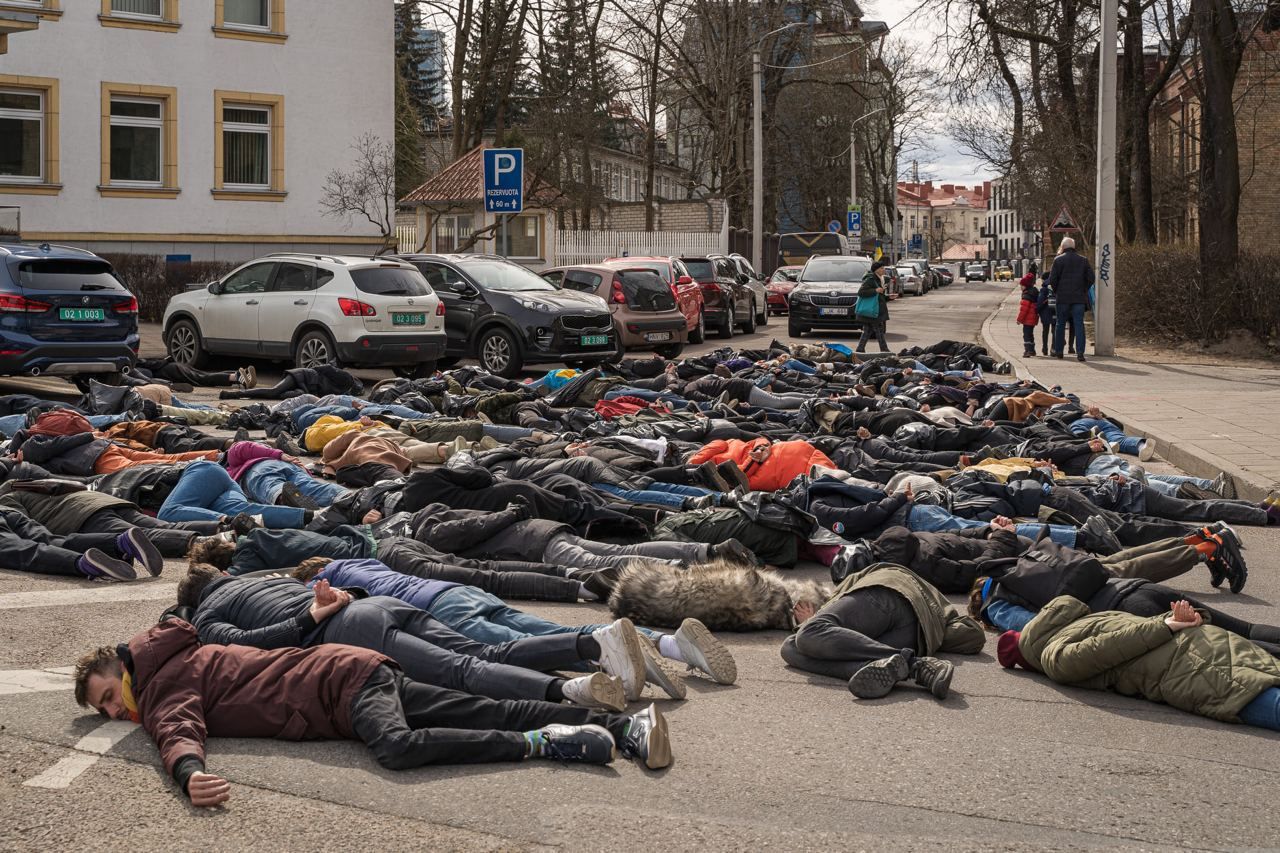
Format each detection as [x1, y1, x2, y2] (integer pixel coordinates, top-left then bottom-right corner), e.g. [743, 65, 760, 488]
[0, 0, 391, 260]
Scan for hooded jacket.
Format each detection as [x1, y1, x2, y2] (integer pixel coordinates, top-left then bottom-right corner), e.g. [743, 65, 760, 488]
[1018, 596, 1280, 722]
[124, 619, 386, 790]
[687, 438, 835, 492]
[225, 441, 284, 481]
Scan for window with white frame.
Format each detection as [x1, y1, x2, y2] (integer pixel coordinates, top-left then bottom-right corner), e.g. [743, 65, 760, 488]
[0, 89, 43, 182]
[110, 0, 162, 17]
[224, 0, 269, 28]
[497, 214, 540, 258]
[222, 104, 270, 188]
[435, 214, 474, 253]
[109, 97, 163, 185]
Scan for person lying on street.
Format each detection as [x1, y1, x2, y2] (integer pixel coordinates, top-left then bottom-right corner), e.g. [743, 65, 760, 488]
[74, 618, 670, 807]
[0, 506, 163, 580]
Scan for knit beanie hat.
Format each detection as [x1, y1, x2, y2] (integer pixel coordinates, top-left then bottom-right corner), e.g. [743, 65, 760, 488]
[997, 630, 1032, 670]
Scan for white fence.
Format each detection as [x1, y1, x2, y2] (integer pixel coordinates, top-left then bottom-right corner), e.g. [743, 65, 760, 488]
[554, 230, 725, 265]
[396, 223, 419, 253]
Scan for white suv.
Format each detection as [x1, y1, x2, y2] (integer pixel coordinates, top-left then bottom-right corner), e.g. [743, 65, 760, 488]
[162, 254, 446, 378]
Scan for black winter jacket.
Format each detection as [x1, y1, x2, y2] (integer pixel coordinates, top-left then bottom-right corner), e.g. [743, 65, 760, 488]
[1046, 249, 1094, 306]
[870, 525, 1025, 593]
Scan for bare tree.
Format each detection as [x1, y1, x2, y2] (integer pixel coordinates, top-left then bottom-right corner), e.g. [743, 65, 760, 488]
[319, 133, 399, 254]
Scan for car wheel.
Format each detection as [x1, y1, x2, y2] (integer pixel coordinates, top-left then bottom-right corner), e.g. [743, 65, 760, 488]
[393, 362, 438, 380]
[166, 319, 209, 368]
[478, 327, 522, 378]
[788, 318, 806, 338]
[655, 342, 684, 359]
[741, 299, 757, 334]
[756, 297, 768, 327]
[688, 310, 706, 344]
[717, 309, 734, 339]
[295, 329, 338, 369]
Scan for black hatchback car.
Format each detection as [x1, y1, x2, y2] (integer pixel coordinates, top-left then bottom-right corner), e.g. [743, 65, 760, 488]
[397, 253, 617, 377]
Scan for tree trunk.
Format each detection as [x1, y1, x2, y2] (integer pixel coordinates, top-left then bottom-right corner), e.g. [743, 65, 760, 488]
[1116, 0, 1144, 243]
[1192, 0, 1244, 274]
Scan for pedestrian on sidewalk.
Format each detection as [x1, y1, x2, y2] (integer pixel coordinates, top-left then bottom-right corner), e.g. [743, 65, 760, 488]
[1036, 270, 1056, 355]
[1016, 263, 1040, 357]
[1047, 237, 1094, 362]
[855, 260, 890, 354]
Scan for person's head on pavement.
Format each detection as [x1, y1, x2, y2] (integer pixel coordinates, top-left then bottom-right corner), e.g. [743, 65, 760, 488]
[290, 556, 334, 583]
[178, 564, 226, 609]
[74, 645, 133, 722]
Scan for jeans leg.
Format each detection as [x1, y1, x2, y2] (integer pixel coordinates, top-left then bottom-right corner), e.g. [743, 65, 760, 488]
[645, 482, 716, 498]
[481, 424, 536, 442]
[157, 461, 236, 523]
[286, 466, 348, 506]
[1014, 523, 1077, 547]
[1238, 687, 1280, 731]
[1053, 312, 1067, 354]
[591, 483, 688, 509]
[1071, 304, 1087, 354]
[1144, 488, 1268, 526]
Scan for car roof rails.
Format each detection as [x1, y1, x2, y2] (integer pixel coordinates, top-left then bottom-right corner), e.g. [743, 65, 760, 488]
[264, 252, 349, 265]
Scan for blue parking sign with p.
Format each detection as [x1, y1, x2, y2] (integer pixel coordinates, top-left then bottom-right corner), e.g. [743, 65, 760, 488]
[483, 148, 524, 213]
[847, 205, 862, 236]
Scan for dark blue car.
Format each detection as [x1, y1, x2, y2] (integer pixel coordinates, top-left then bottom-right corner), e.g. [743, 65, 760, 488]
[0, 242, 139, 382]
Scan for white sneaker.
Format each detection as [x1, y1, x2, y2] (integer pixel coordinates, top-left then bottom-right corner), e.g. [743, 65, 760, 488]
[674, 618, 738, 685]
[561, 672, 626, 712]
[1138, 440, 1155, 461]
[592, 619, 646, 701]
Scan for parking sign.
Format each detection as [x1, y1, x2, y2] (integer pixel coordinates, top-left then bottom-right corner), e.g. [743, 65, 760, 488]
[482, 148, 524, 213]
[847, 204, 862, 236]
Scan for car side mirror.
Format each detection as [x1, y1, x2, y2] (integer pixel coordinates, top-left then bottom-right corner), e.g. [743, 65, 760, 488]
[449, 280, 475, 297]
[676, 275, 693, 285]
[755, 272, 766, 282]
[207, 281, 223, 295]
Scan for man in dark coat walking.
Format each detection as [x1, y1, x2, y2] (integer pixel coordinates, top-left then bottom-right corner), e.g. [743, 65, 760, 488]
[1046, 237, 1094, 361]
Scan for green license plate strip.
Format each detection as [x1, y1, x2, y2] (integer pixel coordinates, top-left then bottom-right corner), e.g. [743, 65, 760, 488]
[581, 334, 609, 346]
[392, 313, 426, 326]
[59, 308, 105, 321]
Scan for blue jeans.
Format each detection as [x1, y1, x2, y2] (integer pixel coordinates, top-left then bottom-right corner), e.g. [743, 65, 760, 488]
[1069, 417, 1143, 455]
[1238, 687, 1280, 731]
[428, 585, 660, 656]
[482, 424, 535, 442]
[1145, 474, 1214, 497]
[984, 599, 1037, 632]
[158, 460, 305, 528]
[1053, 302, 1087, 355]
[1085, 454, 1142, 481]
[592, 481, 716, 509]
[293, 405, 360, 431]
[907, 504, 1077, 547]
[239, 459, 348, 507]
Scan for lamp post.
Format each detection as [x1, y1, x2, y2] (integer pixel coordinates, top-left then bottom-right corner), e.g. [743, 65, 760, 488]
[1094, 0, 1118, 355]
[752, 21, 804, 272]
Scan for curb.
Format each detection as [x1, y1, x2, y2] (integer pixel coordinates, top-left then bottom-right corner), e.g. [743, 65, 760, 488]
[978, 289, 1275, 503]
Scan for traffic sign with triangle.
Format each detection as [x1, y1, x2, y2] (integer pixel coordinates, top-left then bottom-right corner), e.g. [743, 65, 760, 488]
[1049, 204, 1079, 232]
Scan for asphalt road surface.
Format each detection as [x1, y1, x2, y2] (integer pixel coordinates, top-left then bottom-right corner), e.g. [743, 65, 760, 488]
[3, 280, 1279, 852]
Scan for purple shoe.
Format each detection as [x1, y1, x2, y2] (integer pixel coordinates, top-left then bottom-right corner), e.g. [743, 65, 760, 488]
[78, 549, 138, 581]
[116, 529, 163, 577]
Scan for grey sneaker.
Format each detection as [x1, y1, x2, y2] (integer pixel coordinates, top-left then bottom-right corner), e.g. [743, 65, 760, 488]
[1212, 471, 1237, 500]
[847, 653, 909, 700]
[674, 618, 737, 685]
[909, 656, 955, 700]
[619, 704, 671, 770]
[639, 636, 687, 700]
[533, 724, 616, 765]
[710, 537, 761, 567]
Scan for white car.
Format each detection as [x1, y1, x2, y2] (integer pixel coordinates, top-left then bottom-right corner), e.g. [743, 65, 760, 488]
[895, 265, 926, 296]
[162, 253, 447, 378]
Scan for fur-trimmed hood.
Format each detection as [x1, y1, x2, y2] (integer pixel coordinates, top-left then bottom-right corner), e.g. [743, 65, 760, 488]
[608, 558, 830, 632]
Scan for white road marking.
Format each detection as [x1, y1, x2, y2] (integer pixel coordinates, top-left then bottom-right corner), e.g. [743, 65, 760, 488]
[0, 583, 177, 611]
[0, 668, 74, 696]
[24, 719, 140, 789]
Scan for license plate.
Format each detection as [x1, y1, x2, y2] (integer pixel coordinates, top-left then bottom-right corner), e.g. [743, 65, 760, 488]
[644, 331, 673, 342]
[819, 307, 849, 316]
[391, 313, 426, 326]
[581, 335, 610, 346]
[58, 308, 105, 322]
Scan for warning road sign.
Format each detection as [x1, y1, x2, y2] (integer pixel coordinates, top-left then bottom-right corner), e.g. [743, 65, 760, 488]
[1049, 204, 1079, 232]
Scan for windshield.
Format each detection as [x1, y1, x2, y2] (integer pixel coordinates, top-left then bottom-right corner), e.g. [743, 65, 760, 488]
[16, 260, 126, 291]
[770, 269, 799, 282]
[459, 259, 556, 292]
[682, 259, 714, 279]
[800, 258, 871, 283]
[350, 267, 431, 296]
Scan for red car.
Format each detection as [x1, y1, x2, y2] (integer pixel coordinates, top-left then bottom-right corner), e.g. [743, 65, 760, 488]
[766, 265, 802, 314]
[601, 256, 706, 344]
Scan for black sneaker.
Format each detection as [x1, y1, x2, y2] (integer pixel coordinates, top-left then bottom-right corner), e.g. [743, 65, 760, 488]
[847, 653, 909, 699]
[696, 460, 732, 492]
[275, 434, 306, 456]
[230, 427, 250, 445]
[278, 482, 321, 511]
[618, 704, 671, 770]
[909, 656, 955, 700]
[575, 566, 621, 600]
[710, 538, 761, 567]
[1208, 524, 1248, 594]
[715, 460, 751, 492]
[77, 548, 138, 582]
[227, 513, 262, 536]
[115, 529, 164, 577]
[535, 724, 616, 765]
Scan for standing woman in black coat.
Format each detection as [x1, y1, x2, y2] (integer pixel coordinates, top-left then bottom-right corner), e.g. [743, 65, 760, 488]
[855, 260, 891, 354]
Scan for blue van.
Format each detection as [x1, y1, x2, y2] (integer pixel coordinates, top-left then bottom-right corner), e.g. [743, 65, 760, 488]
[0, 242, 139, 382]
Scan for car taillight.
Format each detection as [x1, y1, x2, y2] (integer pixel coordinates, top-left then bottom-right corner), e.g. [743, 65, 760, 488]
[112, 297, 139, 313]
[611, 279, 626, 304]
[337, 297, 376, 317]
[0, 294, 50, 313]
[436, 301, 445, 316]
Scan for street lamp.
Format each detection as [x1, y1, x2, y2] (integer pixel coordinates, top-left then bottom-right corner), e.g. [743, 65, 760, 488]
[752, 21, 805, 272]
[847, 106, 886, 214]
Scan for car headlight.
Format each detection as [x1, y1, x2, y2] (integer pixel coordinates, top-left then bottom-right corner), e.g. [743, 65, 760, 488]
[790, 290, 810, 303]
[513, 296, 556, 312]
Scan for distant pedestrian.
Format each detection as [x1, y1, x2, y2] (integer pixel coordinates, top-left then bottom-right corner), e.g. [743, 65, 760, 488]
[1046, 237, 1094, 362]
[1016, 263, 1040, 358]
[855, 260, 890, 354]
[1036, 270, 1055, 355]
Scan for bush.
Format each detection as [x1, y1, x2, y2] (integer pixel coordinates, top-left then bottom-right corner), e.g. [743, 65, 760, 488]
[1116, 244, 1280, 350]
[100, 254, 235, 323]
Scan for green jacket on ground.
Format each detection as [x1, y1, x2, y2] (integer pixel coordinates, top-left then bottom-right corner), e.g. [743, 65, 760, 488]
[1018, 595, 1280, 722]
[828, 562, 985, 656]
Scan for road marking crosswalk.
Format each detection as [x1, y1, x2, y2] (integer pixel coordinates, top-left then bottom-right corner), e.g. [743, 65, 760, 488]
[0, 583, 177, 611]
[0, 667, 74, 696]
[24, 719, 140, 790]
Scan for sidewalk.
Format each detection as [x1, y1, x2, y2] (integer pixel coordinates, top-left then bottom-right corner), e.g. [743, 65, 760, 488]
[981, 287, 1280, 501]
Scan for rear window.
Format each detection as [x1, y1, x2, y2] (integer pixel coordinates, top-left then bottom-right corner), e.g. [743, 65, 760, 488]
[616, 270, 677, 310]
[16, 260, 125, 291]
[682, 259, 714, 279]
[349, 267, 432, 296]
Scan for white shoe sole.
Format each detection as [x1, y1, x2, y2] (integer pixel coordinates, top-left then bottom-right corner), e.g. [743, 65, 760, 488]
[640, 637, 687, 700]
[595, 618, 646, 701]
[641, 705, 671, 770]
[675, 618, 737, 685]
[575, 672, 626, 713]
[1138, 441, 1155, 461]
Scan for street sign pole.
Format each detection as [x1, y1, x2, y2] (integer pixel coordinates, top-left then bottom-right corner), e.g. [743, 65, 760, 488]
[482, 148, 524, 258]
[1094, 0, 1118, 356]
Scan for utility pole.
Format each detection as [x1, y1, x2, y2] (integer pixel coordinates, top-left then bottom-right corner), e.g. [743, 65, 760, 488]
[1094, 0, 1118, 355]
[849, 128, 857, 212]
[752, 48, 763, 273]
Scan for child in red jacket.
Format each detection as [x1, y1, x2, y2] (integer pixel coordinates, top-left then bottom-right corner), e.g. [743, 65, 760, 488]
[1016, 263, 1040, 358]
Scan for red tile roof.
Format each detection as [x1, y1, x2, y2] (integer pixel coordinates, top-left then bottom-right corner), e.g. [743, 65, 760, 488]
[399, 144, 563, 207]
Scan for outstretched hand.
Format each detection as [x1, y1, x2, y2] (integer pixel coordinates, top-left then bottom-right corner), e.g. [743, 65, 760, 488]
[187, 771, 231, 808]
[1165, 599, 1203, 632]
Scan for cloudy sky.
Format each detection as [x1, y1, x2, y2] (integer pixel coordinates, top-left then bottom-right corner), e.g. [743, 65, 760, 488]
[868, 0, 998, 187]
